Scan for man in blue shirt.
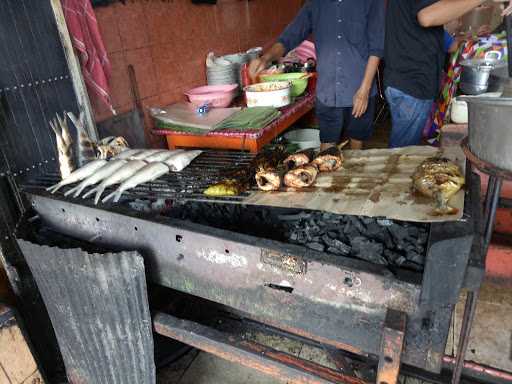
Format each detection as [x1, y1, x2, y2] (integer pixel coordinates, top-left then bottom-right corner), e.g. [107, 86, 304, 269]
[248, 0, 385, 150]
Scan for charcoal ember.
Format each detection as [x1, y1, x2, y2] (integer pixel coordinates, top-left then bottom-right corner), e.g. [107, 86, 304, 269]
[387, 223, 410, 248]
[384, 250, 407, 267]
[406, 226, 420, 238]
[406, 251, 425, 266]
[321, 212, 335, 221]
[331, 239, 351, 255]
[311, 236, 321, 243]
[365, 222, 394, 249]
[377, 218, 393, 227]
[348, 216, 366, 233]
[343, 222, 361, 239]
[289, 232, 299, 242]
[307, 242, 325, 252]
[361, 217, 375, 225]
[416, 231, 428, 245]
[327, 231, 338, 239]
[401, 261, 423, 272]
[327, 246, 345, 255]
[322, 234, 335, 247]
[295, 231, 308, 244]
[325, 223, 342, 232]
[278, 212, 311, 221]
[350, 236, 387, 265]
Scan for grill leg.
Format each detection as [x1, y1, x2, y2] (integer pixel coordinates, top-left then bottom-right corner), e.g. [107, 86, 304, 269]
[376, 309, 406, 384]
[483, 176, 503, 251]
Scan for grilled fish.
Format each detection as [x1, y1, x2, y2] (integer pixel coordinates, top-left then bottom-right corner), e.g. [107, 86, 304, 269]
[163, 150, 202, 171]
[312, 147, 343, 172]
[82, 160, 148, 204]
[49, 114, 75, 179]
[284, 164, 318, 188]
[412, 157, 465, 215]
[131, 150, 167, 160]
[46, 159, 107, 194]
[256, 170, 282, 191]
[67, 111, 97, 165]
[102, 162, 170, 203]
[64, 159, 127, 198]
[114, 149, 143, 160]
[96, 136, 129, 159]
[144, 150, 184, 163]
[283, 149, 315, 170]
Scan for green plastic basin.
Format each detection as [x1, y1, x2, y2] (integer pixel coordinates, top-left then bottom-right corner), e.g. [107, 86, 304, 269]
[260, 72, 308, 97]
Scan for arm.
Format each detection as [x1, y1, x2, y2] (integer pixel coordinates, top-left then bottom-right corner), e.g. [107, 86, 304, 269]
[352, 0, 384, 118]
[248, 3, 313, 80]
[417, 0, 486, 28]
[353, 56, 380, 117]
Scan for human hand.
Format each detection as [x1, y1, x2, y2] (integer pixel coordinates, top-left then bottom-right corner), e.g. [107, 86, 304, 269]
[495, 0, 512, 16]
[248, 58, 268, 82]
[352, 87, 370, 118]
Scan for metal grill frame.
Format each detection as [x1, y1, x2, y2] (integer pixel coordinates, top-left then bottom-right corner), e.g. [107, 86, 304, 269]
[23, 170, 483, 374]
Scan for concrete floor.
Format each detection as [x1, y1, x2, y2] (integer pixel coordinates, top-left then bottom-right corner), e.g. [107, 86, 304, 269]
[157, 282, 512, 383]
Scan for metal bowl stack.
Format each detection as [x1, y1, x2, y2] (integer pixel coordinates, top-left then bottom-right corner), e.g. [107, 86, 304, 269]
[206, 53, 237, 86]
[222, 53, 250, 87]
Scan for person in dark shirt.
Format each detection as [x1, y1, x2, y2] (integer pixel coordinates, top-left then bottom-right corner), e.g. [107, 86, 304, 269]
[384, 0, 488, 148]
[248, 0, 385, 150]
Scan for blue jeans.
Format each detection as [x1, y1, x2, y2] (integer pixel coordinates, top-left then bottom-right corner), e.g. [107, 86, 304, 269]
[385, 87, 433, 148]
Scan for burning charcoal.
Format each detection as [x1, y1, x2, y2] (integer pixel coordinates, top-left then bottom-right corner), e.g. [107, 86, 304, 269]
[406, 251, 425, 266]
[322, 234, 335, 247]
[307, 242, 325, 252]
[377, 218, 393, 227]
[331, 239, 351, 255]
[348, 216, 366, 233]
[278, 212, 311, 221]
[402, 261, 423, 272]
[384, 250, 407, 267]
[350, 236, 387, 265]
[343, 222, 361, 239]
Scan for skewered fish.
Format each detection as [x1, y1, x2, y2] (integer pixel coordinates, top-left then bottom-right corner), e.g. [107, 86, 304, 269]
[102, 162, 170, 203]
[163, 150, 202, 171]
[144, 150, 184, 163]
[49, 114, 75, 179]
[114, 149, 143, 160]
[255, 170, 282, 191]
[64, 159, 127, 198]
[412, 157, 465, 215]
[67, 111, 97, 165]
[312, 147, 343, 172]
[46, 159, 107, 193]
[284, 164, 319, 188]
[283, 149, 315, 170]
[82, 160, 147, 204]
[131, 149, 168, 160]
[204, 146, 287, 196]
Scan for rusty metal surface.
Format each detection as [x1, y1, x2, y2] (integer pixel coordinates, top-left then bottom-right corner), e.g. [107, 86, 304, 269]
[16, 239, 155, 384]
[462, 138, 512, 181]
[154, 311, 368, 384]
[376, 309, 406, 384]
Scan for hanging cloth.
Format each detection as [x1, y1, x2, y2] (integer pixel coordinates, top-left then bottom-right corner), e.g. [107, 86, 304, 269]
[62, 0, 116, 114]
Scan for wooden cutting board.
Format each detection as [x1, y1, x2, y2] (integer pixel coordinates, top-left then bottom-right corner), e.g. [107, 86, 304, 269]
[242, 145, 466, 223]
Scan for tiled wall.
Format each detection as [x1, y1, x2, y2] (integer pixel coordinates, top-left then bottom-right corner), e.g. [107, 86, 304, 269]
[93, 0, 303, 147]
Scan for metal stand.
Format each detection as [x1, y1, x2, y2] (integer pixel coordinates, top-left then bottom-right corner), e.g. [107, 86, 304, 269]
[452, 140, 512, 384]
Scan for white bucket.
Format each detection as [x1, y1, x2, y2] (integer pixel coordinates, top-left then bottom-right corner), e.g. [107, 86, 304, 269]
[284, 129, 320, 149]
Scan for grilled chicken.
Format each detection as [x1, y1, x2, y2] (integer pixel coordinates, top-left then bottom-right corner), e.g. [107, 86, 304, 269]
[284, 164, 318, 188]
[412, 157, 465, 215]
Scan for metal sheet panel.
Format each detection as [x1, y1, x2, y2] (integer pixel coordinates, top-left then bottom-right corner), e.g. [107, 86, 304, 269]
[17, 240, 155, 384]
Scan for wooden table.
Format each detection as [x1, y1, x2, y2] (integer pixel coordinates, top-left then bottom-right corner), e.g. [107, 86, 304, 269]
[152, 93, 315, 153]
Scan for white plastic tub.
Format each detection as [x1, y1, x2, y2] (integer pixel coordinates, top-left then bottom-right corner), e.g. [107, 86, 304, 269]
[245, 81, 291, 108]
[284, 129, 320, 149]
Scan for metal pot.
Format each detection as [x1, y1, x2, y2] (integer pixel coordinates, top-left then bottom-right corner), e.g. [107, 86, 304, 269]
[460, 51, 507, 95]
[460, 96, 512, 172]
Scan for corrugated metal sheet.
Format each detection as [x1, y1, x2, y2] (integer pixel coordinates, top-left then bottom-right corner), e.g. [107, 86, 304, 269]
[17, 240, 155, 384]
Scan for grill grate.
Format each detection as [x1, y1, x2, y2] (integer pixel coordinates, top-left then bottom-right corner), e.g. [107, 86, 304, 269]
[22, 150, 256, 203]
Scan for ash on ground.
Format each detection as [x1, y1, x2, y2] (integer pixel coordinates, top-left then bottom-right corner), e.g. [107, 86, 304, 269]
[168, 202, 429, 272]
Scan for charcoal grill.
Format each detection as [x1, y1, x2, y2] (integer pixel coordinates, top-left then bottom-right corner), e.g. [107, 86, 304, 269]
[19, 151, 484, 384]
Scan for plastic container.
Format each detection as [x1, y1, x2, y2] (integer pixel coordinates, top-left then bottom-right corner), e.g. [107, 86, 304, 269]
[185, 84, 238, 108]
[260, 72, 309, 97]
[284, 129, 320, 150]
[245, 81, 291, 108]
